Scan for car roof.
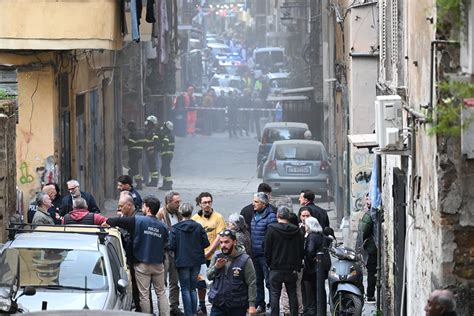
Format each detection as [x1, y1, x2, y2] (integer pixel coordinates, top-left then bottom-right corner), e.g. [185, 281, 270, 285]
[6, 226, 122, 251]
[207, 43, 229, 49]
[263, 122, 309, 129]
[272, 139, 324, 146]
[9, 232, 100, 251]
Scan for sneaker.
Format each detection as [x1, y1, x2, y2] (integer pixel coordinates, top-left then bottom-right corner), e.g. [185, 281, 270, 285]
[366, 296, 376, 303]
[197, 305, 207, 315]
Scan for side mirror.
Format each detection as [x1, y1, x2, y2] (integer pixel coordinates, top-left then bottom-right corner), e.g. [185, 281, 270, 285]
[117, 279, 128, 295]
[16, 286, 36, 300]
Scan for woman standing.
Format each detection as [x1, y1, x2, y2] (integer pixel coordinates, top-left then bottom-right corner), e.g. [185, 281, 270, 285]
[169, 202, 210, 316]
[227, 213, 253, 258]
[302, 217, 331, 315]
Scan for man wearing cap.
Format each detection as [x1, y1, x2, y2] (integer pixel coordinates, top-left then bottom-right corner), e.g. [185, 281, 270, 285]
[250, 192, 277, 313]
[207, 229, 257, 316]
[117, 174, 143, 211]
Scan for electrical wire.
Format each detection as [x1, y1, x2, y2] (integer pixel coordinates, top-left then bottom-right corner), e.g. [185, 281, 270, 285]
[23, 74, 40, 161]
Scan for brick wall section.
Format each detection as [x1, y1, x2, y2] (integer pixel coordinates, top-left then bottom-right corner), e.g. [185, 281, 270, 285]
[0, 100, 16, 243]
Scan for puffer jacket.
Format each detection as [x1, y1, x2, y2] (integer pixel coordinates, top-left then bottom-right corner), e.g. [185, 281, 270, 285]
[250, 206, 277, 257]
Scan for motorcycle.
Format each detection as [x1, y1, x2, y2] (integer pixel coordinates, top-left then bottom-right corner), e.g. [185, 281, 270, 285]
[324, 227, 364, 315]
[0, 248, 36, 314]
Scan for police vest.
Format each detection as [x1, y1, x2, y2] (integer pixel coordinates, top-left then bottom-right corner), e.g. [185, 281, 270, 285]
[63, 213, 94, 225]
[208, 253, 249, 308]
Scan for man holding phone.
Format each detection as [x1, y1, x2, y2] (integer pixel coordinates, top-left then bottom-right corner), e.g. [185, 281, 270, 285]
[207, 229, 257, 316]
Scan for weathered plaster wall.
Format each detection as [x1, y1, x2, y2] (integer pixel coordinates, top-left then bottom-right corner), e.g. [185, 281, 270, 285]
[15, 67, 58, 212]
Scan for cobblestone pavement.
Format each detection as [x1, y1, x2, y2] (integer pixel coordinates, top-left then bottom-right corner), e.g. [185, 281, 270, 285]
[104, 132, 377, 315]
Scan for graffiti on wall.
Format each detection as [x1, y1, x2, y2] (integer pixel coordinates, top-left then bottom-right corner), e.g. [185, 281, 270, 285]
[36, 155, 59, 186]
[351, 149, 374, 212]
[19, 161, 34, 184]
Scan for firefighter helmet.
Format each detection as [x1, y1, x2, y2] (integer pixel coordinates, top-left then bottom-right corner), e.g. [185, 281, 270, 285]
[164, 121, 174, 131]
[146, 115, 158, 125]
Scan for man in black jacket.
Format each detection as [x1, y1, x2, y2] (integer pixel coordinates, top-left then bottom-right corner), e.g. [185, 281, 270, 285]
[240, 183, 277, 228]
[299, 189, 329, 229]
[60, 179, 100, 216]
[264, 206, 304, 316]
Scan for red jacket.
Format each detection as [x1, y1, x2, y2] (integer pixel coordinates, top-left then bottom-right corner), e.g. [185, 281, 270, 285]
[62, 208, 107, 225]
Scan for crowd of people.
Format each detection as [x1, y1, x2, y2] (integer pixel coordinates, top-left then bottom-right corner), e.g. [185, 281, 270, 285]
[172, 83, 274, 141]
[25, 177, 458, 316]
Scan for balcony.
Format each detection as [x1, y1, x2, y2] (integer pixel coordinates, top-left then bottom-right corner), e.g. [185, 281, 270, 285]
[0, 0, 123, 50]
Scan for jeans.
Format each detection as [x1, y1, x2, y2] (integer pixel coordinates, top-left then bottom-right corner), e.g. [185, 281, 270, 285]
[253, 256, 270, 308]
[270, 270, 298, 316]
[134, 262, 169, 315]
[178, 266, 201, 316]
[210, 305, 247, 316]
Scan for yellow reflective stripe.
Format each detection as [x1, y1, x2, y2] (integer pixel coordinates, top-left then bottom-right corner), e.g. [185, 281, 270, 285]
[164, 177, 172, 181]
[131, 146, 143, 150]
[161, 151, 173, 155]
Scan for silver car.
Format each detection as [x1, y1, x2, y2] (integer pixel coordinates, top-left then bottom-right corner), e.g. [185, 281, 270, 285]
[262, 140, 331, 198]
[0, 226, 132, 312]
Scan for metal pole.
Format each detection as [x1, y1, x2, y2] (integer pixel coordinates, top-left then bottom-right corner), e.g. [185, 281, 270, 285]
[376, 154, 382, 312]
[316, 251, 325, 315]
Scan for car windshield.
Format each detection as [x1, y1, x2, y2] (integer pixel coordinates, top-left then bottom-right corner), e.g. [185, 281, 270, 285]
[267, 127, 307, 142]
[275, 144, 323, 161]
[16, 248, 108, 291]
[255, 51, 285, 68]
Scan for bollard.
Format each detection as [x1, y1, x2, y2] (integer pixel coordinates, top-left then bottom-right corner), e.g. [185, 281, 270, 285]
[315, 251, 325, 316]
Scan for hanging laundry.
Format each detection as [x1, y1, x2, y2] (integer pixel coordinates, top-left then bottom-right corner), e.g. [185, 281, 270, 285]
[146, 0, 156, 23]
[130, 0, 140, 42]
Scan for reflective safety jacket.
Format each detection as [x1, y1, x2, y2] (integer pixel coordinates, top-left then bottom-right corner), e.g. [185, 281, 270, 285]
[160, 129, 175, 156]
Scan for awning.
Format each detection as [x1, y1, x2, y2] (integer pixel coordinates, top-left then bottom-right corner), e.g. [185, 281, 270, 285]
[266, 95, 309, 102]
[347, 134, 378, 149]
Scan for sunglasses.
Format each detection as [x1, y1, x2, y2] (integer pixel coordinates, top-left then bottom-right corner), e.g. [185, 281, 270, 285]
[219, 229, 236, 238]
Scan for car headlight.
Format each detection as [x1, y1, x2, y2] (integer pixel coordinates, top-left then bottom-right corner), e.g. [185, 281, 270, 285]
[0, 297, 12, 312]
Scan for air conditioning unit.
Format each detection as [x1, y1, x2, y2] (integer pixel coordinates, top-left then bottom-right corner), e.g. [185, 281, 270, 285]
[375, 95, 403, 150]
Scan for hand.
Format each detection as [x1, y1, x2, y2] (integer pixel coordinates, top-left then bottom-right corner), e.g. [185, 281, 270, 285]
[248, 306, 256, 316]
[101, 222, 110, 228]
[214, 257, 227, 269]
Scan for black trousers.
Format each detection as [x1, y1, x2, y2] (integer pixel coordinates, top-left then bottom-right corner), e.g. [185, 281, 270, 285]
[303, 276, 327, 315]
[160, 154, 173, 180]
[128, 151, 142, 182]
[270, 270, 298, 316]
[366, 252, 377, 298]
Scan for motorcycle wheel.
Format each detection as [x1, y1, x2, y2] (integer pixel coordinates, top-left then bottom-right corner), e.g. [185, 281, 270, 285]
[332, 293, 363, 316]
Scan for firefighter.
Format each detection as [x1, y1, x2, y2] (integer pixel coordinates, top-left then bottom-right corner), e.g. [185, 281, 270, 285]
[123, 121, 144, 190]
[159, 121, 175, 190]
[142, 115, 160, 187]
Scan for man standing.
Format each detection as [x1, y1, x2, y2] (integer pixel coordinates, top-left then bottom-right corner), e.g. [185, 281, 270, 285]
[250, 192, 277, 313]
[123, 120, 144, 190]
[264, 206, 304, 316]
[240, 183, 277, 228]
[117, 192, 145, 312]
[60, 180, 100, 216]
[142, 115, 160, 187]
[105, 196, 169, 315]
[159, 121, 175, 191]
[299, 189, 329, 229]
[424, 289, 457, 316]
[117, 175, 143, 211]
[62, 198, 107, 225]
[169, 202, 210, 316]
[207, 229, 257, 316]
[157, 191, 183, 316]
[32, 192, 55, 225]
[28, 184, 60, 224]
[192, 192, 227, 315]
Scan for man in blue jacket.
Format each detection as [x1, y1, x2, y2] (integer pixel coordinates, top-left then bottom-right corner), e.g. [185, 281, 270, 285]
[169, 202, 210, 316]
[105, 196, 169, 315]
[250, 192, 277, 313]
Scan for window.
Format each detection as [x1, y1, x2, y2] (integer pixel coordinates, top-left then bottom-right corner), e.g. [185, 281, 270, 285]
[275, 144, 323, 161]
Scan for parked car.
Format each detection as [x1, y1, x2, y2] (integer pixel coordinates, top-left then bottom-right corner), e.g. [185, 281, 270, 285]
[208, 73, 244, 96]
[262, 140, 331, 198]
[265, 72, 291, 95]
[257, 122, 309, 178]
[0, 224, 132, 312]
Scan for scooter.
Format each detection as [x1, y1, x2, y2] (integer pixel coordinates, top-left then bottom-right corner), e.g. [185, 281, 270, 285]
[0, 249, 36, 314]
[324, 227, 364, 316]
